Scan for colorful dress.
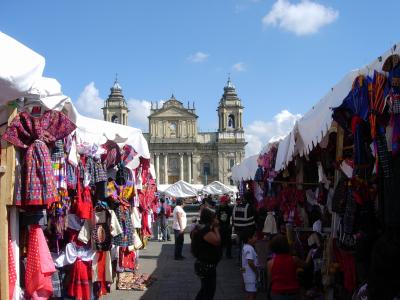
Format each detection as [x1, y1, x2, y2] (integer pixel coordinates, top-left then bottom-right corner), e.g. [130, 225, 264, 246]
[1, 111, 76, 206]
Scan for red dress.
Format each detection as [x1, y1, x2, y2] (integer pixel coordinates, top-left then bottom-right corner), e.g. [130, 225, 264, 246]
[1, 111, 76, 205]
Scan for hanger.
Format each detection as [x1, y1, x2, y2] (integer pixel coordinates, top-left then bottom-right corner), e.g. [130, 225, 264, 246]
[22, 96, 45, 116]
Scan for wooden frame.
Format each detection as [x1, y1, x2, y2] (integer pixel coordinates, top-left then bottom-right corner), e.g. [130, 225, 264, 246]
[0, 106, 17, 300]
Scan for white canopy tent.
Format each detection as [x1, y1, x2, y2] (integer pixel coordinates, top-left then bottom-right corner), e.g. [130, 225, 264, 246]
[231, 154, 259, 183]
[0, 31, 45, 105]
[163, 180, 200, 198]
[0, 32, 151, 160]
[202, 181, 237, 195]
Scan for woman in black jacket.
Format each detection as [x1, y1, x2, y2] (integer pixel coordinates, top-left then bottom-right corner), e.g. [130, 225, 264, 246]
[191, 208, 222, 300]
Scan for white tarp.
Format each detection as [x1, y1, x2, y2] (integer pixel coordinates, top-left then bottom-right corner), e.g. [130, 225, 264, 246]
[202, 181, 236, 195]
[231, 154, 259, 182]
[274, 130, 295, 172]
[163, 180, 200, 198]
[0, 32, 45, 105]
[272, 43, 400, 169]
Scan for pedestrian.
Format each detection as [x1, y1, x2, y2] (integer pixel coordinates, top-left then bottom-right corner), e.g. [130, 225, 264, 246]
[200, 195, 213, 212]
[233, 191, 256, 263]
[191, 208, 221, 300]
[172, 198, 187, 260]
[158, 197, 172, 241]
[267, 234, 304, 300]
[241, 229, 258, 300]
[216, 194, 233, 258]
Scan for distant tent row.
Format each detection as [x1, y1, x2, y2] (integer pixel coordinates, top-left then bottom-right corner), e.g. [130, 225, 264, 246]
[157, 180, 238, 198]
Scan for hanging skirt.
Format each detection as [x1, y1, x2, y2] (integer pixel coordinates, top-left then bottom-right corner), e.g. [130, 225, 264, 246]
[67, 259, 92, 300]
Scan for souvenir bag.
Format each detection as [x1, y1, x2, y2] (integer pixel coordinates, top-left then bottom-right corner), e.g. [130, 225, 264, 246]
[133, 230, 143, 250]
[92, 209, 112, 251]
[75, 167, 93, 220]
[119, 247, 136, 270]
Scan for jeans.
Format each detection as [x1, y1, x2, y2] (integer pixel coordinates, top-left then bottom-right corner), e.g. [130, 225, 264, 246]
[174, 229, 184, 258]
[195, 265, 216, 300]
[159, 216, 170, 240]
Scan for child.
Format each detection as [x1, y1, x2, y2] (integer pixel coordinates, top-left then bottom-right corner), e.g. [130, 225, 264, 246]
[241, 229, 258, 300]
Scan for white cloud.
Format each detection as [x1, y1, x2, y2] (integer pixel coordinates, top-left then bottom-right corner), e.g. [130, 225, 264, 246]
[127, 99, 165, 131]
[245, 109, 301, 156]
[262, 0, 339, 36]
[232, 62, 246, 72]
[187, 51, 209, 63]
[75, 82, 104, 119]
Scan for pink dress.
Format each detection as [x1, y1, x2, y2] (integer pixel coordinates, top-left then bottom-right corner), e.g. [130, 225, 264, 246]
[25, 225, 56, 299]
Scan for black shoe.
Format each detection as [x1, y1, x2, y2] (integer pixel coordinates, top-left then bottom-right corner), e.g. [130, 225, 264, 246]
[174, 256, 186, 260]
[226, 255, 233, 259]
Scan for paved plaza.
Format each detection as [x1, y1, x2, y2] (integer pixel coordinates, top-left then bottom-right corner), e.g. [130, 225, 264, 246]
[103, 232, 265, 300]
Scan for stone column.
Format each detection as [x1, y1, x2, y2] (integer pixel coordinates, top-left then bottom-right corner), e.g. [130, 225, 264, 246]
[164, 153, 168, 184]
[188, 153, 192, 183]
[179, 153, 184, 180]
[155, 153, 160, 184]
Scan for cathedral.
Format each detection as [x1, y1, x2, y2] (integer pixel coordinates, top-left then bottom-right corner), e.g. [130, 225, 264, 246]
[102, 78, 246, 186]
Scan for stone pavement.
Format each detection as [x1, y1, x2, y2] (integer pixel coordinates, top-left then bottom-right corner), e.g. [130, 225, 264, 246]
[103, 233, 267, 300]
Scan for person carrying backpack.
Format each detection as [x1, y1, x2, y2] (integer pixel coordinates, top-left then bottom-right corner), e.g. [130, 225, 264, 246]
[191, 208, 222, 300]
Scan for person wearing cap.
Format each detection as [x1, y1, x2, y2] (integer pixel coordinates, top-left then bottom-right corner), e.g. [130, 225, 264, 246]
[216, 194, 233, 258]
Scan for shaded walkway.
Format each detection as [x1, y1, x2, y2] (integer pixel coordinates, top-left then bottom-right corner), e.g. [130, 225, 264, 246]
[104, 233, 252, 300]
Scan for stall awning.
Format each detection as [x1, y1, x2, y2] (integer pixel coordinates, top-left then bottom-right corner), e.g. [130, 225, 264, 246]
[231, 154, 259, 183]
[0, 32, 45, 105]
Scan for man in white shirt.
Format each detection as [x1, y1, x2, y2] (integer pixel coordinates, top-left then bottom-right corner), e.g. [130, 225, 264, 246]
[173, 198, 187, 260]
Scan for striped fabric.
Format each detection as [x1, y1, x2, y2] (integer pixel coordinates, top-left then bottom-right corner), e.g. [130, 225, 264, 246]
[233, 203, 255, 229]
[369, 71, 387, 139]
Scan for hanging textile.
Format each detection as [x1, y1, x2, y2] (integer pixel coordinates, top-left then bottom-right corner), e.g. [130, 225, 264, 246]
[384, 54, 400, 156]
[25, 225, 56, 299]
[8, 232, 16, 300]
[333, 75, 371, 169]
[67, 259, 92, 300]
[101, 140, 121, 170]
[1, 111, 76, 205]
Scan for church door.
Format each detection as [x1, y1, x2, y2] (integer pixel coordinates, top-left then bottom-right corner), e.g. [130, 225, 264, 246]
[168, 175, 179, 184]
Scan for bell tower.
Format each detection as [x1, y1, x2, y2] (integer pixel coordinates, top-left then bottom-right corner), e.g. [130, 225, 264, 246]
[102, 76, 129, 126]
[217, 76, 244, 133]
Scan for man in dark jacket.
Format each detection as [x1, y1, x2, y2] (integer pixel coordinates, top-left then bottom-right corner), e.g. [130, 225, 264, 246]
[216, 194, 233, 258]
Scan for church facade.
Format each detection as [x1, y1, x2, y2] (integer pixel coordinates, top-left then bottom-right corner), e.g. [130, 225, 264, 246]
[102, 78, 246, 186]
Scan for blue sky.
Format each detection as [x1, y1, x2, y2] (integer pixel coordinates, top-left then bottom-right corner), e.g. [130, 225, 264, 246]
[1, 0, 400, 156]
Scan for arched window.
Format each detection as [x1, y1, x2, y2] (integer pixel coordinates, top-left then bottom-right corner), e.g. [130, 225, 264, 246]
[228, 114, 235, 128]
[111, 115, 119, 123]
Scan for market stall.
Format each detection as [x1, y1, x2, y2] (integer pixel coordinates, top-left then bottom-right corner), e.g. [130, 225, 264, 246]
[0, 32, 156, 300]
[232, 43, 400, 299]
